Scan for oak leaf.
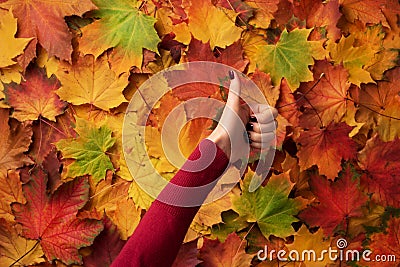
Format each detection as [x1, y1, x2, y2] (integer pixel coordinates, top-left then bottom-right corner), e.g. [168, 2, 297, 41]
[255, 28, 318, 91]
[0, 108, 33, 175]
[0, 0, 96, 68]
[0, 170, 25, 222]
[56, 55, 128, 111]
[0, 218, 44, 266]
[298, 166, 368, 236]
[368, 217, 400, 267]
[56, 118, 115, 183]
[187, 0, 243, 49]
[296, 122, 357, 180]
[353, 67, 400, 142]
[80, 0, 160, 74]
[83, 216, 126, 267]
[286, 225, 334, 266]
[358, 135, 400, 208]
[12, 169, 103, 265]
[0, 9, 32, 68]
[233, 170, 302, 238]
[199, 232, 253, 267]
[4, 67, 66, 121]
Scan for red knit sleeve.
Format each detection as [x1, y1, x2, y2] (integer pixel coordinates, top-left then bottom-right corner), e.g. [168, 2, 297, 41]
[111, 139, 229, 267]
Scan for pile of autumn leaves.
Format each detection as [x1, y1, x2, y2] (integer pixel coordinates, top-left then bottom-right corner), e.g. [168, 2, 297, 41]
[0, 0, 399, 266]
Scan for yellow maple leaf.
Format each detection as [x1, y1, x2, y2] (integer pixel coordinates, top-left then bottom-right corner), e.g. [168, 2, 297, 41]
[188, 0, 243, 49]
[56, 54, 128, 111]
[111, 198, 141, 240]
[0, 219, 44, 266]
[286, 225, 334, 267]
[327, 35, 377, 86]
[0, 9, 32, 68]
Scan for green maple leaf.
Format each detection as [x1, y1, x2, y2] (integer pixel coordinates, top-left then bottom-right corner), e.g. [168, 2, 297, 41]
[80, 0, 160, 74]
[255, 28, 316, 91]
[233, 171, 301, 239]
[56, 119, 115, 183]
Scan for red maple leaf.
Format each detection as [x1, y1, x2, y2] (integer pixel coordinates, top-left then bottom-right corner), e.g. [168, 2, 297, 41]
[0, 0, 96, 67]
[296, 122, 357, 180]
[12, 168, 103, 264]
[358, 135, 400, 208]
[368, 217, 400, 267]
[299, 165, 368, 236]
[83, 216, 126, 267]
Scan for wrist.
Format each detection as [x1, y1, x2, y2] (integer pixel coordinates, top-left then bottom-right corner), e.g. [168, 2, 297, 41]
[206, 126, 231, 159]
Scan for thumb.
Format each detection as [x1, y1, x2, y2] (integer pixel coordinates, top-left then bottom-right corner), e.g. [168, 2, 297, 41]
[226, 70, 241, 108]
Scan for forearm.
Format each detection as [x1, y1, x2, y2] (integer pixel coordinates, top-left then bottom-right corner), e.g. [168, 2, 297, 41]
[111, 139, 229, 267]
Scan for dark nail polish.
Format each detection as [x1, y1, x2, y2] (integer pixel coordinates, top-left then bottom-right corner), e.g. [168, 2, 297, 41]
[246, 123, 253, 131]
[229, 70, 234, 80]
[250, 116, 257, 122]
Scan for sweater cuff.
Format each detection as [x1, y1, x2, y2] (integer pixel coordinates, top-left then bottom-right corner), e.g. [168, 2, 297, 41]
[155, 139, 229, 209]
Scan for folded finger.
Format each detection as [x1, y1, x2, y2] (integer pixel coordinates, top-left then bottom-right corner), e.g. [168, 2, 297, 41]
[248, 121, 277, 133]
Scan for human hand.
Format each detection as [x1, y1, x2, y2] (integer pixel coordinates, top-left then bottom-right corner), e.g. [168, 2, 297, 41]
[207, 70, 277, 162]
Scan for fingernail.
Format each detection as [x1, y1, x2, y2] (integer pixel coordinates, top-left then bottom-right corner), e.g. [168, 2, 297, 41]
[250, 115, 257, 122]
[246, 123, 253, 131]
[229, 70, 235, 80]
[247, 132, 252, 143]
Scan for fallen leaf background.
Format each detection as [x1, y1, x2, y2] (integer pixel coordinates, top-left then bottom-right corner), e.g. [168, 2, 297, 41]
[0, 0, 399, 266]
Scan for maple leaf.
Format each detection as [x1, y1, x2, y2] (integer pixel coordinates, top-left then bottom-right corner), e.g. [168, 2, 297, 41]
[187, 0, 243, 49]
[255, 28, 318, 91]
[298, 60, 352, 128]
[296, 122, 357, 180]
[246, 0, 279, 28]
[172, 240, 202, 267]
[29, 109, 76, 164]
[327, 34, 377, 86]
[0, 9, 32, 68]
[286, 225, 334, 266]
[0, 108, 33, 175]
[83, 216, 126, 267]
[233, 170, 302, 238]
[348, 203, 385, 237]
[12, 169, 103, 265]
[213, 0, 255, 25]
[4, 67, 66, 122]
[368, 217, 400, 267]
[80, 0, 160, 74]
[276, 78, 301, 127]
[186, 39, 249, 72]
[353, 67, 400, 142]
[111, 198, 141, 240]
[56, 54, 128, 111]
[299, 165, 368, 236]
[358, 135, 400, 208]
[56, 118, 116, 183]
[193, 190, 232, 227]
[88, 176, 130, 217]
[0, 170, 25, 222]
[292, 0, 341, 40]
[340, 0, 389, 27]
[0, 218, 44, 266]
[199, 232, 253, 267]
[0, 0, 96, 68]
